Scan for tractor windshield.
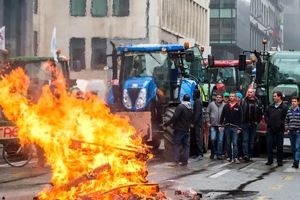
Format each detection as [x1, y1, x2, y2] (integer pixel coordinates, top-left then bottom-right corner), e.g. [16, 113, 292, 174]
[122, 52, 168, 80]
[204, 67, 236, 85]
[268, 53, 300, 103]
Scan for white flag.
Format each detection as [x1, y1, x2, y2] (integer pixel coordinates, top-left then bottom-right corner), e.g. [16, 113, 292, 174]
[0, 26, 5, 50]
[50, 27, 58, 62]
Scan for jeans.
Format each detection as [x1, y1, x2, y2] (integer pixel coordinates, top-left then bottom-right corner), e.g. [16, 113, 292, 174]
[210, 126, 224, 157]
[266, 128, 284, 164]
[173, 130, 190, 163]
[290, 131, 300, 161]
[225, 126, 238, 159]
[194, 124, 203, 156]
[242, 123, 257, 157]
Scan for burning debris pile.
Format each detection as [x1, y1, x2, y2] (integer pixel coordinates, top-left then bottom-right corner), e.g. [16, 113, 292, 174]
[0, 66, 166, 199]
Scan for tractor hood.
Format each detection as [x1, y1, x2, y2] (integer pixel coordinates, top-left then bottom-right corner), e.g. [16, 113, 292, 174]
[122, 76, 157, 111]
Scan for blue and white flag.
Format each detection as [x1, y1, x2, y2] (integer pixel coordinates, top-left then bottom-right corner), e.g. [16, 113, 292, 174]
[0, 26, 5, 50]
[50, 27, 58, 62]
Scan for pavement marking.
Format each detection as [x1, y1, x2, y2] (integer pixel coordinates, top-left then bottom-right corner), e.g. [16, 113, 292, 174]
[210, 162, 231, 170]
[282, 175, 293, 181]
[209, 169, 231, 178]
[271, 184, 283, 190]
[256, 196, 270, 200]
[283, 167, 299, 173]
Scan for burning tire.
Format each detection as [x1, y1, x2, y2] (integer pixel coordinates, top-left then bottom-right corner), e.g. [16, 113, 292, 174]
[2, 140, 32, 167]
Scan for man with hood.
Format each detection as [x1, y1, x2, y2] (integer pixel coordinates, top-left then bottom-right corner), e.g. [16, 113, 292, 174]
[165, 94, 193, 166]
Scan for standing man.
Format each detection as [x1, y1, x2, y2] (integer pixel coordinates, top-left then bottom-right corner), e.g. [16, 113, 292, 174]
[191, 89, 203, 160]
[220, 92, 243, 163]
[285, 96, 300, 168]
[223, 92, 230, 104]
[165, 94, 193, 166]
[241, 88, 262, 161]
[264, 91, 288, 166]
[206, 93, 226, 160]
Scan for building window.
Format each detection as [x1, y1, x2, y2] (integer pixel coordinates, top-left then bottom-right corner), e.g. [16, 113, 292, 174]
[210, 19, 220, 42]
[113, 0, 129, 16]
[220, 18, 236, 41]
[91, 0, 107, 17]
[91, 38, 107, 70]
[33, 0, 38, 14]
[70, 0, 86, 16]
[33, 31, 38, 56]
[70, 38, 86, 71]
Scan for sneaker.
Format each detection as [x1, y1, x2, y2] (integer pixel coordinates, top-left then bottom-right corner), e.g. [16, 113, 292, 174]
[243, 156, 250, 162]
[265, 161, 273, 166]
[227, 158, 232, 162]
[234, 159, 240, 164]
[169, 162, 179, 167]
[277, 162, 283, 167]
[210, 154, 215, 159]
[196, 155, 203, 161]
[292, 161, 299, 169]
[179, 162, 188, 166]
[217, 156, 223, 160]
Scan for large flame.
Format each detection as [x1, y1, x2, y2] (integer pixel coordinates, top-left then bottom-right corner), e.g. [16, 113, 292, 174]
[0, 64, 160, 199]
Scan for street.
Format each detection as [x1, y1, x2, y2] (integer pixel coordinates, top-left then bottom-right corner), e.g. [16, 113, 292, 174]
[1, 149, 299, 200]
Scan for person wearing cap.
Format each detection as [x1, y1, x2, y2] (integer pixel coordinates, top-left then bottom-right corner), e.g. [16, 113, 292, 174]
[236, 92, 243, 104]
[219, 92, 243, 164]
[223, 92, 230, 104]
[240, 88, 262, 162]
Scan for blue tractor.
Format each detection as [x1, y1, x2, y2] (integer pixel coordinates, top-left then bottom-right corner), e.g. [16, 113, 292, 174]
[107, 43, 204, 150]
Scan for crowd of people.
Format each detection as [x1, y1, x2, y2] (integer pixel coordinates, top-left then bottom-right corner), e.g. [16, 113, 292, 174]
[164, 88, 300, 169]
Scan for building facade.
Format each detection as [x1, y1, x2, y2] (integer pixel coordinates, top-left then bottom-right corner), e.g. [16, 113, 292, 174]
[282, 0, 300, 50]
[33, 0, 210, 79]
[210, 0, 283, 59]
[0, 0, 33, 56]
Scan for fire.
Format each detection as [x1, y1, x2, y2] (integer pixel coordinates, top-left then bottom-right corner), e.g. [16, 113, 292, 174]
[0, 65, 164, 199]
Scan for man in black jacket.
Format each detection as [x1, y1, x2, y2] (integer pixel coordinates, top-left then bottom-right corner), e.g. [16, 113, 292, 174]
[191, 89, 203, 160]
[264, 91, 288, 166]
[241, 88, 263, 161]
[220, 92, 243, 163]
[165, 94, 193, 166]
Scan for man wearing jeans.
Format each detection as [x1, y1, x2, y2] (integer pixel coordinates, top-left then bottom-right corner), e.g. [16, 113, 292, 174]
[206, 93, 226, 159]
[240, 88, 262, 161]
[264, 91, 288, 167]
[220, 92, 243, 163]
[285, 96, 300, 168]
[165, 94, 193, 166]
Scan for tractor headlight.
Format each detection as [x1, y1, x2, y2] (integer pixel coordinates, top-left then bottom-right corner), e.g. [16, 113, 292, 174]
[123, 89, 132, 109]
[135, 88, 147, 109]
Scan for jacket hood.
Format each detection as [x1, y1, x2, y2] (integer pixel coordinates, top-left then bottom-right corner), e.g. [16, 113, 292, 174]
[182, 101, 192, 109]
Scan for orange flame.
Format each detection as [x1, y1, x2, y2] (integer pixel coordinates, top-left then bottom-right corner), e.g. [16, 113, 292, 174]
[0, 65, 157, 199]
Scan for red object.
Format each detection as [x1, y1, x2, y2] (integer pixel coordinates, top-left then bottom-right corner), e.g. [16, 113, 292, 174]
[204, 59, 252, 67]
[215, 83, 225, 91]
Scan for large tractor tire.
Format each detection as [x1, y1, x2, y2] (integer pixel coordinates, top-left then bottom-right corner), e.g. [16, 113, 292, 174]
[163, 107, 176, 162]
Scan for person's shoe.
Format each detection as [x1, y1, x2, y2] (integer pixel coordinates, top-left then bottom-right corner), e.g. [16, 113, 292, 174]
[210, 154, 215, 160]
[277, 162, 283, 167]
[234, 159, 240, 164]
[179, 162, 188, 166]
[292, 161, 299, 168]
[196, 155, 203, 161]
[227, 158, 232, 162]
[169, 162, 179, 167]
[243, 156, 250, 162]
[265, 161, 273, 166]
[217, 156, 223, 160]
